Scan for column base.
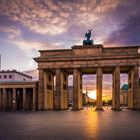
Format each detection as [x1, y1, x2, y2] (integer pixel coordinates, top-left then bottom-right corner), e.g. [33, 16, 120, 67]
[128, 108, 140, 110]
[95, 107, 104, 111]
[71, 108, 83, 111]
[37, 109, 48, 111]
[53, 108, 69, 111]
[46, 108, 53, 110]
[111, 108, 122, 111]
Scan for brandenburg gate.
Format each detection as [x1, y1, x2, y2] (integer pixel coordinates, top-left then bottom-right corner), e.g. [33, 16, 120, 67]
[34, 44, 140, 110]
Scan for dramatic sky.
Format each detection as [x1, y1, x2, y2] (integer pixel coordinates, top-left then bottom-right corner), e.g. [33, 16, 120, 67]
[0, 0, 139, 98]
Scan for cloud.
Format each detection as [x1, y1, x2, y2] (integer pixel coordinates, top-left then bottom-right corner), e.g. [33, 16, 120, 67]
[0, 25, 66, 57]
[0, 0, 69, 35]
[0, 0, 122, 39]
[105, 15, 140, 46]
[8, 38, 66, 57]
[0, 0, 140, 46]
[0, 25, 22, 38]
[104, 0, 140, 46]
[23, 69, 39, 81]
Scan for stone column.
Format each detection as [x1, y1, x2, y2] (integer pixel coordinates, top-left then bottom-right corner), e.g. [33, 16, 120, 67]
[55, 69, 61, 110]
[3, 88, 7, 111]
[7, 90, 9, 110]
[44, 70, 54, 110]
[0, 89, 3, 110]
[38, 69, 45, 110]
[32, 87, 36, 111]
[112, 66, 121, 110]
[26, 91, 30, 110]
[128, 68, 133, 109]
[133, 66, 140, 109]
[73, 69, 83, 110]
[128, 66, 140, 109]
[61, 72, 68, 110]
[96, 67, 103, 110]
[55, 69, 68, 110]
[8, 90, 12, 111]
[12, 88, 17, 111]
[23, 88, 26, 111]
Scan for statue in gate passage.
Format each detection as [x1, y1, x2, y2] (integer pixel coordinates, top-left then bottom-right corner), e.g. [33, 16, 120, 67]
[83, 29, 94, 45]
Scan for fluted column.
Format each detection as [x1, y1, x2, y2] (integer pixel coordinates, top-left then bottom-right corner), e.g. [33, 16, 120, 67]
[8, 90, 12, 111]
[73, 69, 83, 110]
[54, 69, 68, 110]
[38, 69, 45, 110]
[3, 88, 7, 111]
[0, 89, 3, 110]
[61, 72, 68, 110]
[12, 88, 16, 111]
[32, 87, 36, 111]
[44, 70, 54, 110]
[112, 66, 121, 110]
[133, 66, 140, 109]
[23, 88, 26, 110]
[128, 66, 140, 109]
[55, 69, 61, 110]
[96, 67, 103, 110]
[128, 68, 133, 109]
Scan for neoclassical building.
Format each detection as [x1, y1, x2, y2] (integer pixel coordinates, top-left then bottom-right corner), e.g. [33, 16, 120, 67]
[34, 44, 140, 110]
[0, 70, 38, 111]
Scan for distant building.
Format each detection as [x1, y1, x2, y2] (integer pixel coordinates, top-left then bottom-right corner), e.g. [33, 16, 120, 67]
[0, 70, 32, 82]
[83, 93, 95, 104]
[68, 86, 94, 107]
[120, 84, 128, 105]
[68, 86, 73, 107]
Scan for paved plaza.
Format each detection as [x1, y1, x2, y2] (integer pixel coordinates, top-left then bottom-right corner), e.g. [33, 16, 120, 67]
[0, 109, 140, 140]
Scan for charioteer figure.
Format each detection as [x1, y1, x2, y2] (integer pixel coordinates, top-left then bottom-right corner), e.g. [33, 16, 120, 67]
[83, 29, 94, 45]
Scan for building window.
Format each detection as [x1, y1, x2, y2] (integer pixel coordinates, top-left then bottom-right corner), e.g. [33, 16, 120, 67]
[9, 75, 12, 79]
[4, 75, 7, 79]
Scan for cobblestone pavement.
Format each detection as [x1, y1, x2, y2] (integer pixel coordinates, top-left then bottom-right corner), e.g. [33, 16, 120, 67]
[0, 109, 140, 140]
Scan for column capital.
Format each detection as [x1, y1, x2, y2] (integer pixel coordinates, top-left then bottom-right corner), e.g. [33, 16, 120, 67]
[73, 68, 81, 71]
[96, 67, 102, 75]
[115, 66, 120, 70]
[56, 68, 61, 73]
[38, 68, 45, 72]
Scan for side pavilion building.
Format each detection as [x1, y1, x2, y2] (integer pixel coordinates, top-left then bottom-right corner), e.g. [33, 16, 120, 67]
[0, 70, 38, 111]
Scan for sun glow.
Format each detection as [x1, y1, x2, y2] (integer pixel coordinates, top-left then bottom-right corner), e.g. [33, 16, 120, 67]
[87, 90, 96, 100]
